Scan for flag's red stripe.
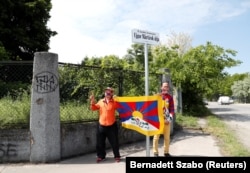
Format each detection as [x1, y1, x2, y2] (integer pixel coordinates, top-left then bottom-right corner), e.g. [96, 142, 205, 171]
[139, 101, 153, 112]
[146, 119, 159, 128]
[143, 108, 158, 116]
[126, 102, 136, 110]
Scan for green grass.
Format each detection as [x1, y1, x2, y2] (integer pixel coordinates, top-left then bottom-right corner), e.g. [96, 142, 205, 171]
[175, 112, 199, 129]
[0, 93, 30, 128]
[1, 94, 250, 156]
[175, 112, 250, 156]
[60, 101, 99, 123]
[0, 95, 99, 128]
[205, 115, 250, 156]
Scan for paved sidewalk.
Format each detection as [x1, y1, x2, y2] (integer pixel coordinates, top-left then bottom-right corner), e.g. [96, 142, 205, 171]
[0, 126, 222, 173]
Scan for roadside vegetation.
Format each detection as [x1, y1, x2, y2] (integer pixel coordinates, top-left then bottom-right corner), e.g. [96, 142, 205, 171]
[175, 109, 250, 157]
[1, 92, 249, 157]
[0, 93, 99, 129]
[205, 115, 250, 156]
[0, 92, 30, 128]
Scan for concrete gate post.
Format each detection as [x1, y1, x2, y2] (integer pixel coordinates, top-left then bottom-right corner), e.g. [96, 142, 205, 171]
[30, 52, 60, 163]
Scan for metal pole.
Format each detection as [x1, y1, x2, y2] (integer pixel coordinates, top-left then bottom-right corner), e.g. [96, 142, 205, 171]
[144, 43, 150, 157]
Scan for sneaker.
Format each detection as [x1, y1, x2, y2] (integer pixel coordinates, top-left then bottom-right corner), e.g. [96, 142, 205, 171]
[115, 157, 121, 162]
[154, 153, 159, 157]
[164, 153, 171, 157]
[96, 157, 105, 163]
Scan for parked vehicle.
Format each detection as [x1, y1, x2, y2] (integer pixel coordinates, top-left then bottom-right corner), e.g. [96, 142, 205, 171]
[217, 96, 232, 105]
[229, 98, 234, 104]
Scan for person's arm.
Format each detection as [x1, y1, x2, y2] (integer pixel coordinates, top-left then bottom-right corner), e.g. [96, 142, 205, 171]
[165, 95, 174, 123]
[169, 96, 175, 116]
[89, 92, 99, 110]
[90, 101, 100, 110]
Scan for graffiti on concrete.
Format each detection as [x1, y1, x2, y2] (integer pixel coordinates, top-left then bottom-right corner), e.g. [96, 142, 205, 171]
[0, 143, 17, 158]
[33, 71, 58, 93]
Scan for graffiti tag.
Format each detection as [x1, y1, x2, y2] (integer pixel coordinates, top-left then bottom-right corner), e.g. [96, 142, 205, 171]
[33, 71, 58, 93]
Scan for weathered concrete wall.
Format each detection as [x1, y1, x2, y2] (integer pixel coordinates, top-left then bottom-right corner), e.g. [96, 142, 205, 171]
[0, 129, 30, 163]
[0, 121, 145, 163]
[61, 121, 145, 159]
[61, 122, 97, 158]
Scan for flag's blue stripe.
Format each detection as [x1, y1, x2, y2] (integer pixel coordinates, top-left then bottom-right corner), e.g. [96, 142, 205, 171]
[144, 115, 159, 122]
[135, 101, 144, 111]
[140, 101, 158, 114]
[117, 108, 126, 114]
[117, 102, 133, 113]
[120, 116, 131, 122]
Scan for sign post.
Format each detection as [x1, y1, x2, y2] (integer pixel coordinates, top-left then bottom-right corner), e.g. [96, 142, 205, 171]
[131, 29, 160, 156]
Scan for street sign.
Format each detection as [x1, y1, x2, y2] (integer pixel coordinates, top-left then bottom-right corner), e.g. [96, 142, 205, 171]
[131, 29, 160, 45]
[131, 28, 160, 157]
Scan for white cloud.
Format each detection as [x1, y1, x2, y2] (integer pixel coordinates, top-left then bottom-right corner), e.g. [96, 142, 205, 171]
[47, 0, 250, 65]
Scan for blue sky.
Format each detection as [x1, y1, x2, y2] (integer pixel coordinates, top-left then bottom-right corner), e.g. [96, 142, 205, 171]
[47, 0, 250, 75]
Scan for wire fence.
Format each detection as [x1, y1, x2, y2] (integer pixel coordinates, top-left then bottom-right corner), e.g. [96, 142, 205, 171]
[0, 61, 162, 128]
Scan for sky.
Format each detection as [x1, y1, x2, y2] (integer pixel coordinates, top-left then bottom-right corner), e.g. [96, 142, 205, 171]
[47, 0, 250, 75]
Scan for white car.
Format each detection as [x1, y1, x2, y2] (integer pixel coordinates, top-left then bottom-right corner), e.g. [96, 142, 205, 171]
[217, 96, 231, 105]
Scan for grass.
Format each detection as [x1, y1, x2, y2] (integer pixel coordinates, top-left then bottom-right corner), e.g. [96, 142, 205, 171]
[205, 115, 250, 156]
[0, 95, 99, 128]
[175, 112, 199, 129]
[175, 112, 250, 156]
[1, 94, 250, 156]
[0, 93, 30, 128]
[60, 101, 99, 123]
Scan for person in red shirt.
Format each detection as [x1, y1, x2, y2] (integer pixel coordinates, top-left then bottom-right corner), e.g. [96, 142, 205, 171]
[89, 87, 121, 163]
[152, 82, 175, 157]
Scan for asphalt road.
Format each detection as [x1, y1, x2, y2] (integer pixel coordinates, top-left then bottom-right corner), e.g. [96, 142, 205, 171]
[206, 101, 250, 151]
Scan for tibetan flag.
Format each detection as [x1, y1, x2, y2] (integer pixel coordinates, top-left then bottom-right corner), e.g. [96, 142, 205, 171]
[114, 95, 164, 136]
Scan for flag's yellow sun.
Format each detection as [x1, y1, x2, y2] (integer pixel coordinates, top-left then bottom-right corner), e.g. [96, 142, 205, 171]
[132, 110, 143, 119]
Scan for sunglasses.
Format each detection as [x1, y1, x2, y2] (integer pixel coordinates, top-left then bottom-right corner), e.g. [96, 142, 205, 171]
[105, 92, 113, 96]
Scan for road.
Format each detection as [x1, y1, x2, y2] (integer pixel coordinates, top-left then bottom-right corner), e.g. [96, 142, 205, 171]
[206, 102, 250, 150]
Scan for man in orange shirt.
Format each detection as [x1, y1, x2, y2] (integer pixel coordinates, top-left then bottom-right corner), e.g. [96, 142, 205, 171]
[89, 87, 121, 163]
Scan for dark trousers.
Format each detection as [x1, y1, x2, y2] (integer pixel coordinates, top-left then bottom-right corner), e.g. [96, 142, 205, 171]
[96, 121, 120, 159]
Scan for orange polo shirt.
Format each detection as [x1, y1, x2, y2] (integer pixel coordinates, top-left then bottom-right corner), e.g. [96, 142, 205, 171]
[90, 98, 118, 126]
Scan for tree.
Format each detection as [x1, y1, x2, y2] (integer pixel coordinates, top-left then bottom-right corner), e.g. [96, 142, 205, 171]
[125, 43, 153, 70]
[0, 0, 57, 61]
[165, 31, 193, 57]
[217, 73, 248, 98]
[0, 44, 9, 61]
[180, 42, 241, 109]
[151, 40, 242, 114]
[231, 75, 250, 103]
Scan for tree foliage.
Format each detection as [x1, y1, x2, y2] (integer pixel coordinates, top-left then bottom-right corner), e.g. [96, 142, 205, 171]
[217, 73, 248, 97]
[165, 31, 193, 56]
[58, 54, 162, 104]
[1, 1, 248, 114]
[150, 40, 242, 114]
[0, 0, 57, 61]
[231, 74, 250, 103]
[125, 43, 153, 70]
[0, 44, 9, 61]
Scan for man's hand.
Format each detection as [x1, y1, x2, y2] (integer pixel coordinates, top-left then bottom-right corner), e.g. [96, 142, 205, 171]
[165, 113, 173, 124]
[89, 92, 95, 104]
